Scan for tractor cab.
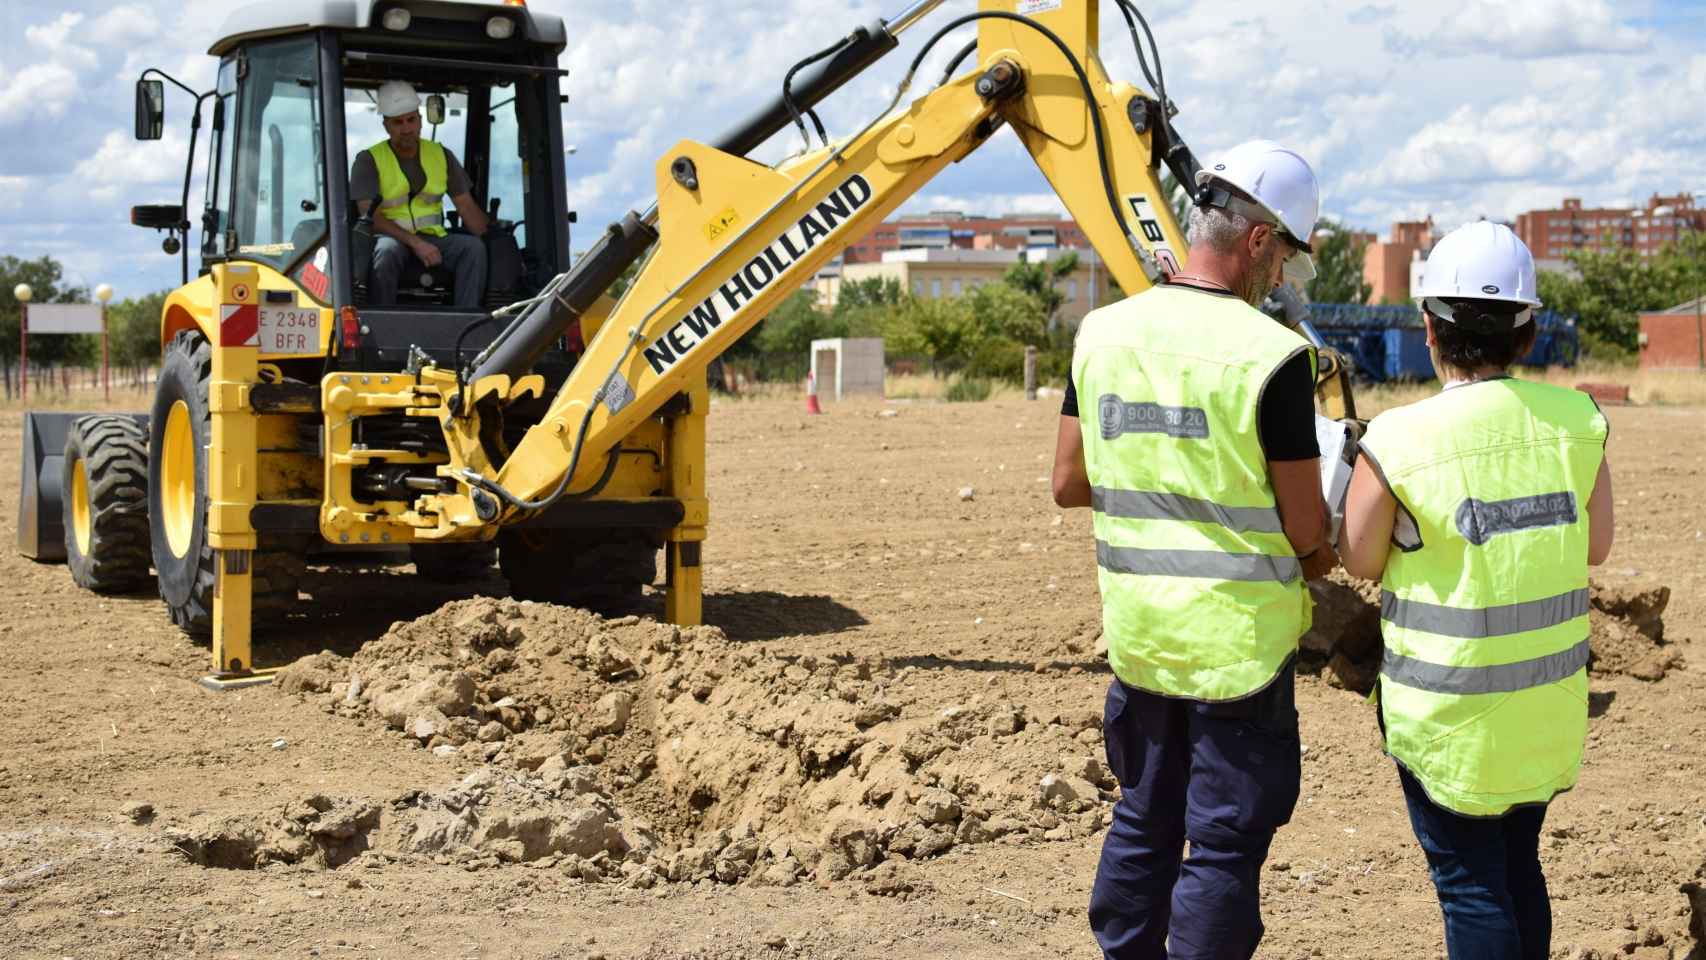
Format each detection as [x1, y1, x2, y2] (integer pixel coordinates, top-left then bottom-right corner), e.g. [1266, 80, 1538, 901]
[131, 0, 574, 377]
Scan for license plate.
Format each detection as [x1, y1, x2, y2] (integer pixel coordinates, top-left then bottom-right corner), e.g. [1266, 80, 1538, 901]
[257, 306, 321, 355]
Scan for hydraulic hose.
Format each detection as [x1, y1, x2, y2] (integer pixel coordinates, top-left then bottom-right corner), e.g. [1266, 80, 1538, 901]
[904, 11, 1144, 258]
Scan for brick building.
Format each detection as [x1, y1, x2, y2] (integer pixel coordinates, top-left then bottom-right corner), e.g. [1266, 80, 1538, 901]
[1515, 194, 1704, 260]
[1358, 217, 1439, 303]
[1638, 295, 1706, 370]
[841, 211, 1090, 264]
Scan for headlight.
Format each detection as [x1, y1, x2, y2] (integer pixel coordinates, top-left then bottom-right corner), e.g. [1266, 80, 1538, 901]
[382, 8, 411, 31]
[486, 15, 515, 39]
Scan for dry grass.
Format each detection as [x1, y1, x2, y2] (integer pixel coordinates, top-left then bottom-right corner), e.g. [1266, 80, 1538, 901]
[884, 373, 1021, 402]
[0, 382, 153, 415]
[1350, 360, 1706, 417]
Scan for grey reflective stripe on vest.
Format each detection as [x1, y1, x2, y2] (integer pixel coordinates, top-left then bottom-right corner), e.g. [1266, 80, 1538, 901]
[1097, 540, 1301, 583]
[1381, 638, 1589, 695]
[1381, 587, 1589, 638]
[1092, 487, 1283, 534]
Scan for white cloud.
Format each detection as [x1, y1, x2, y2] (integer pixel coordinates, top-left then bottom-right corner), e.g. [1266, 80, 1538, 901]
[1391, 0, 1651, 59]
[0, 61, 81, 124]
[73, 129, 192, 201]
[901, 192, 1068, 218]
[89, 5, 162, 48]
[0, 0, 1702, 299]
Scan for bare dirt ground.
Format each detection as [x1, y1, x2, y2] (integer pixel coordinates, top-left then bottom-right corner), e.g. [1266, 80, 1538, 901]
[2, 387, 1703, 959]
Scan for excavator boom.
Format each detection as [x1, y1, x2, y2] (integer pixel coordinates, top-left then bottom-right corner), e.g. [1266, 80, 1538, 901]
[462, 0, 1194, 513]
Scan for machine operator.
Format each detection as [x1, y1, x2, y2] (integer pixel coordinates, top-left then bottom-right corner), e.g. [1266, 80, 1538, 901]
[1051, 139, 1336, 960]
[350, 80, 489, 308]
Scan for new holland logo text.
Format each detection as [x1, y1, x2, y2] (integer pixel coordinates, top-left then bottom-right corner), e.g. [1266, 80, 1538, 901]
[642, 174, 874, 375]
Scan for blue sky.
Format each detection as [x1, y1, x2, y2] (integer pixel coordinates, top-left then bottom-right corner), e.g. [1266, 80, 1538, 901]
[2, 0, 1704, 301]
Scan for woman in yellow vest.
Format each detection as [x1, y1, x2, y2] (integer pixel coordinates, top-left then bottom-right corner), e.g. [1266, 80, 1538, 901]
[1339, 222, 1615, 959]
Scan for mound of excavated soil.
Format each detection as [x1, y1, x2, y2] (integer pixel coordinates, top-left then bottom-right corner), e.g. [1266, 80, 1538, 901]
[1292, 574, 1681, 694]
[247, 574, 1676, 888]
[268, 598, 1124, 886]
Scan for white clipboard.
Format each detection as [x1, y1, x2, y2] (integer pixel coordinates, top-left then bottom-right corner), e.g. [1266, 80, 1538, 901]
[1315, 415, 1354, 542]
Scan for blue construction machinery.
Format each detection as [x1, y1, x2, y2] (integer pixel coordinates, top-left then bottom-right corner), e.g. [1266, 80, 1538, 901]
[1303, 304, 1580, 383]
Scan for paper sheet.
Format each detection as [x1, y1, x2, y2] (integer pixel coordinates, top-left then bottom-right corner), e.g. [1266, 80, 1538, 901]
[1315, 415, 1354, 542]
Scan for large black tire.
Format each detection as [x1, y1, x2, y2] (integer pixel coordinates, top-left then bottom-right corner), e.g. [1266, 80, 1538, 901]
[498, 528, 661, 611]
[61, 416, 151, 593]
[410, 541, 499, 583]
[148, 330, 303, 638]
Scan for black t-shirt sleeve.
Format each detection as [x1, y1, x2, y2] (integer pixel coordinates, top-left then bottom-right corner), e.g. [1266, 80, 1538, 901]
[1257, 351, 1320, 461]
[443, 149, 473, 198]
[1061, 377, 1079, 418]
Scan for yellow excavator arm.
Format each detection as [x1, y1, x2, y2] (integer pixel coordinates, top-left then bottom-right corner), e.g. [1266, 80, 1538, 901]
[318, 0, 1354, 561]
[449, 0, 1200, 518]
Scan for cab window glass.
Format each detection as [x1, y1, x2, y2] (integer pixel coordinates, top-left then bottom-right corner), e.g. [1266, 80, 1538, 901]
[232, 39, 324, 270]
[201, 59, 237, 258]
[486, 87, 525, 248]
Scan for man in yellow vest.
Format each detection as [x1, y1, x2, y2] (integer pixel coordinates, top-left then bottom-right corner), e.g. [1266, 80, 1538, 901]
[1339, 222, 1615, 959]
[1052, 140, 1338, 960]
[350, 80, 489, 307]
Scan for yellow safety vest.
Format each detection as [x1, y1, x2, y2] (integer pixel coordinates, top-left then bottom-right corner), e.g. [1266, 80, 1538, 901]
[1361, 378, 1607, 816]
[1073, 284, 1315, 702]
[369, 139, 448, 237]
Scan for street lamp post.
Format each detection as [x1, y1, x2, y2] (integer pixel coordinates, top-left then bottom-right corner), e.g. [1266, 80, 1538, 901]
[1696, 284, 1703, 371]
[96, 284, 113, 400]
[14, 283, 31, 402]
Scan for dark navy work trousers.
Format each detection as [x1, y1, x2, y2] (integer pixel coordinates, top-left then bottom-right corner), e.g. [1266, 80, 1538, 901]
[1397, 764, 1552, 959]
[1089, 663, 1300, 960]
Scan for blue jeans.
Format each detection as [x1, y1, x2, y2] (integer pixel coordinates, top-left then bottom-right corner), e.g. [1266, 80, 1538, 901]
[1397, 764, 1551, 960]
[1089, 663, 1300, 960]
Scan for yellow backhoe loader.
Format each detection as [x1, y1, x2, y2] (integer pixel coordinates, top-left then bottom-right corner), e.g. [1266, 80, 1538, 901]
[17, 0, 1357, 687]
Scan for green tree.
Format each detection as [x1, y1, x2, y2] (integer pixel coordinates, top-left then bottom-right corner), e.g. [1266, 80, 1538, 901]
[1002, 252, 1079, 328]
[107, 291, 170, 368]
[1304, 219, 1372, 305]
[831, 276, 909, 340]
[966, 282, 1046, 346]
[833, 276, 906, 315]
[754, 288, 842, 356]
[888, 296, 979, 371]
[1537, 232, 1706, 357]
[0, 256, 94, 386]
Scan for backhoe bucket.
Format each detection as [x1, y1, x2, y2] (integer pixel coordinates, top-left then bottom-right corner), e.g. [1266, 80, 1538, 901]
[16, 412, 149, 562]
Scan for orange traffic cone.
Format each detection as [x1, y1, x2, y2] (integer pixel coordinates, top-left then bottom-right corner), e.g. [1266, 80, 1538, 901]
[805, 371, 824, 415]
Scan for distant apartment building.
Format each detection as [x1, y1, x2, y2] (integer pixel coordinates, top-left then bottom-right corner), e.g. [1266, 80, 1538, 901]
[841, 211, 1090, 264]
[1515, 194, 1704, 260]
[1355, 217, 1439, 304]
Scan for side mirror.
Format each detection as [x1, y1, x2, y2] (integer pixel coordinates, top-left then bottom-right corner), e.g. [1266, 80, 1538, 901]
[425, 94, 446, 126]
[135, 79, 165, 140]
[131, 204, 183, 230]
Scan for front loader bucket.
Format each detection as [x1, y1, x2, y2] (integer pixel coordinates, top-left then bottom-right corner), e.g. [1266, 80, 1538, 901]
[16, 412, 149, 562]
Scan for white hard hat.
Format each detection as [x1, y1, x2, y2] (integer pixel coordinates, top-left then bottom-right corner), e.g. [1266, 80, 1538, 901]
[376, 80, 421, 119]
[1195, 139, 1321, 282]
[1416, 221, 1541, 331]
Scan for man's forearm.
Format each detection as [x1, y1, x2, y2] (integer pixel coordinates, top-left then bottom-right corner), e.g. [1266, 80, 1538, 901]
[454, 194, 489, 236]
[370, 212, 418, 247]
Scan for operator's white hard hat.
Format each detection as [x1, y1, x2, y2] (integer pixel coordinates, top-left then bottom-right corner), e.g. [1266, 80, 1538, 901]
[1195, 139, 1321, 282]
[1416, 221, 1541, 332]
[377, 80, 421, 119]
